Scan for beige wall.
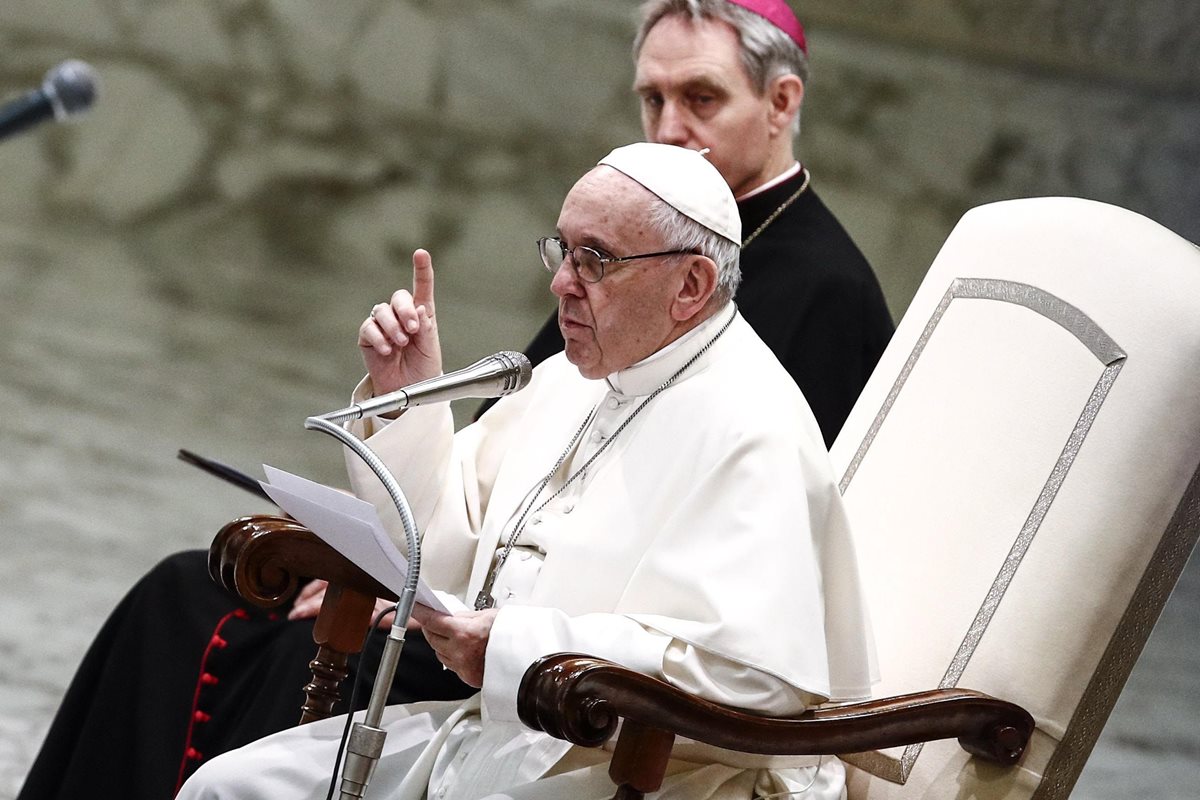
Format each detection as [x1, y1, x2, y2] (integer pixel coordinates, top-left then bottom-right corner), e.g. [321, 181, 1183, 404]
[2, 0, 1195, 355]
[1, 3, 1197, 794]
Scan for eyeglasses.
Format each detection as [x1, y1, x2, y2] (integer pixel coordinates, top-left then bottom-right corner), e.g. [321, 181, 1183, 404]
[537, 236, 692, 283]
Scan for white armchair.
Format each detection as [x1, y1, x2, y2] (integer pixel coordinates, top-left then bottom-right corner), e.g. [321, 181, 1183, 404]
[832, 196, 1200, 798]
[517, 197, 1200, 799]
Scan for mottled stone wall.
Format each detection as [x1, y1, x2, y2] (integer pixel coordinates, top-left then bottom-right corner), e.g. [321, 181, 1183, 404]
[800, 0, 1200, 313]
[2, 0, 1197, 341]
[0, 0, 644, 395]
[0, 2, 1197, 796]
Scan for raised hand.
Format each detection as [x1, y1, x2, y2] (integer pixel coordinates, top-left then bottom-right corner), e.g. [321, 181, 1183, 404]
[358, 248, 443, 396]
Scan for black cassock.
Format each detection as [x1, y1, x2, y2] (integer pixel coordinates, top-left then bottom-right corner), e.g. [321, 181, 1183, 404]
[18, 551, 475, 799]
[19, 170, 892, 799]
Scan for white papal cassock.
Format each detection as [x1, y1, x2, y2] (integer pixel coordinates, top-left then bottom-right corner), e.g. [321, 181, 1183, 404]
[178, 304, 877, 800]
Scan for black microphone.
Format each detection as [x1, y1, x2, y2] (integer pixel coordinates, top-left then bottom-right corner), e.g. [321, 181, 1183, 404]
[0, 60, 98, 141]
[318, 351, 533, 424]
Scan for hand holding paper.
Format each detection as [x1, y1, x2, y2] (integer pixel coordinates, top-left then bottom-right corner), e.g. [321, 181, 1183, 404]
[411, 603, 496, 687]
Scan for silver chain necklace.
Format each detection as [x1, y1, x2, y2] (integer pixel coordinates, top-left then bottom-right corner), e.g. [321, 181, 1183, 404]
[474, 307, 738, 610]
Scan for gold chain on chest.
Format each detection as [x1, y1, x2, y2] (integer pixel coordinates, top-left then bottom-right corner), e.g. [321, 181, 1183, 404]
[740, 167, 810, 250]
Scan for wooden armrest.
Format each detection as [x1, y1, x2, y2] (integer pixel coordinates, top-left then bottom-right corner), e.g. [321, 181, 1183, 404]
[519, 653, 1033, 798]
[209, 514, 397, 606]
[208, 514, 399, 722]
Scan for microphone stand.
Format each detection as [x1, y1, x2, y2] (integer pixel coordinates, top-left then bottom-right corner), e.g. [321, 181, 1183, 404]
[302, 353, 529, 797]
[305, 410, 421, 800]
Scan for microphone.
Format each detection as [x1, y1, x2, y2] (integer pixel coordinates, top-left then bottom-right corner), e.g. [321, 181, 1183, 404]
[319, 351, 532, 424]
[0, 60, 98, 141]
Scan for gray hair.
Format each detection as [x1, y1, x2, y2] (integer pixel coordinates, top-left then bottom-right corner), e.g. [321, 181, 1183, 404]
[646, 195, 741, 304]
[634, 0, 809, 136]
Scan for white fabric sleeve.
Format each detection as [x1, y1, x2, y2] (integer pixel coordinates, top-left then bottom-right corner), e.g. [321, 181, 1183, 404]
[338, 373, 533, 598]
[481, 605, 818, 724]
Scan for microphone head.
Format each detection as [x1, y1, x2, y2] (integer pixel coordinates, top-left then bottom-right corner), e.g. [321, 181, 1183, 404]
[493, 351, 533, 395]
[43, 60, 98, 121]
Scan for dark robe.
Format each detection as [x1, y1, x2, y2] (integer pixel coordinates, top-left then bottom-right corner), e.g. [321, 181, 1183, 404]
[18, 550, 474, 800]
[481, 171, 894, 446]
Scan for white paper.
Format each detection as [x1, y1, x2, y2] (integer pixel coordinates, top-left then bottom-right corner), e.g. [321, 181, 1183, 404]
[259, 466, 466, 615]
[263, 465, 381, 523]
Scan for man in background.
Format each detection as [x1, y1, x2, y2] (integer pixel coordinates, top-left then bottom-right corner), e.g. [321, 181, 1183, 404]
[505, 0, 893, 447]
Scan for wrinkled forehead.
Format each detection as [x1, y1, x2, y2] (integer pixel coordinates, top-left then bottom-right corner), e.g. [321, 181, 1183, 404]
[558, 166, 661, 236]
[634, 13, 749, 86]
[574, 165, 657, 204]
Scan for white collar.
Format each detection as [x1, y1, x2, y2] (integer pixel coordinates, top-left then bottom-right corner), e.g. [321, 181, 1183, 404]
[604, 303, 736, 397]
[736, 161, 802, 201]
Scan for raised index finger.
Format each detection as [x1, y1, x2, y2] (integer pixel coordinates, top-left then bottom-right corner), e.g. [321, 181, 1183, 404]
[412, 249, 436, 315]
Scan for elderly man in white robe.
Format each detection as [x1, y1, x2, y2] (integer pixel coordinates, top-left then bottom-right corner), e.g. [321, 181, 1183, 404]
[177, 142, 876, 800]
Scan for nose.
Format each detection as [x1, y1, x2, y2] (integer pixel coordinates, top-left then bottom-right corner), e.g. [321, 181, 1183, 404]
[549, 257, 583, 299]
[650, 100, 690, 147]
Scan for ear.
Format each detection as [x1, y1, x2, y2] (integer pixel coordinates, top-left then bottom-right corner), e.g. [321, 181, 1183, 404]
[670, 255, 720, 322]
[765, 73, 804, 137]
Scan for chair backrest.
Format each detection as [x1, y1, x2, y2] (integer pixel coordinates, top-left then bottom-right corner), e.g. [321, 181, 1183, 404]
[827, 198, 1200, 800]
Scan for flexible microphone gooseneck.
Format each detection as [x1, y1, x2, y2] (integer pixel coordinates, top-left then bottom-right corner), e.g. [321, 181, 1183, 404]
[306, 350, 532, 799]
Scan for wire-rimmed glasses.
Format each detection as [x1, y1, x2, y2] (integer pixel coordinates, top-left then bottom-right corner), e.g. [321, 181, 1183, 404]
[537, 236, 691, 283]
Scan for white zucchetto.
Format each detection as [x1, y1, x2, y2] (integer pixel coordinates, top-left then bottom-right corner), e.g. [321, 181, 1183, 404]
[598, 143, 741, 245]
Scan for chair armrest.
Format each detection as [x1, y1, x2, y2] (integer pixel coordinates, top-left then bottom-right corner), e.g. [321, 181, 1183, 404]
[208, 514, 397, 607]
[208, 514, 402, 722]
[518, 653, 1033, 765]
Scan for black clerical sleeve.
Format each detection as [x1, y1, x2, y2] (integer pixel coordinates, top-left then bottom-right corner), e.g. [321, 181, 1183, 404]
[735, 182, 893, 446]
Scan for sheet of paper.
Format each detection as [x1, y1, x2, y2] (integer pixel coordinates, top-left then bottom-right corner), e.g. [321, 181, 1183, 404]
[259, 467, 462, 614]
[263, 465, 379, 523]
